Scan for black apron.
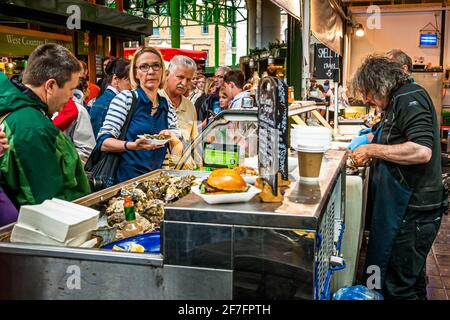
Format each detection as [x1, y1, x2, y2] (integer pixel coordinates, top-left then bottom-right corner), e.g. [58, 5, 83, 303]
[363, 126, 413, 286]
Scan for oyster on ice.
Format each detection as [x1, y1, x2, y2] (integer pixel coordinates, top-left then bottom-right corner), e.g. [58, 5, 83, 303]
[165, 175, 196, 202]
[105, 198, 124, 216]
[98, 172, 196, 242]
[140, 199, 165, 225]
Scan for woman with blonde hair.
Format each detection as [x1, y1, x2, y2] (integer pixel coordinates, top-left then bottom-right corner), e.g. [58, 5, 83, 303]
[219, 85, 231, 110]
[97, 46, 181, 183]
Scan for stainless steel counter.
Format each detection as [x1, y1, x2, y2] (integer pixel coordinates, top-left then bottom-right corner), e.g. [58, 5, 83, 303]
[0, 150, 347, 299]
[162, 150, 347, 299]
[0, 169, 230, 300]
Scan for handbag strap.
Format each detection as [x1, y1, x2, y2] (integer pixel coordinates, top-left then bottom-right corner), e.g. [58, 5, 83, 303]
[118, 91, 138, 141]
[84, 91, 138, 173]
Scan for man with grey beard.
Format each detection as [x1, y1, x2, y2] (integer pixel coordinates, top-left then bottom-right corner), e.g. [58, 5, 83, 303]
[159, 55, 199, 169]
[159, 55, 199, 144]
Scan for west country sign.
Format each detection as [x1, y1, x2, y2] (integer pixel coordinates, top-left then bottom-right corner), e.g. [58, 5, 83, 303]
[0, 26, 73, 57]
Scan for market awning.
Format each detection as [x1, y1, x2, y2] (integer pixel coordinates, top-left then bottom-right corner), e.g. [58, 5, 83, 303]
[311, 0, 344, 55]
[0, 0, 152, 40]
[124, 47, 207, 62]
[269, 0, 301, 21]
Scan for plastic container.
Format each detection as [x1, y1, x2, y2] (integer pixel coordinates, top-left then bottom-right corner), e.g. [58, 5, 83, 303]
[102, 232, 160, 253]
[290, 126, 332, 152]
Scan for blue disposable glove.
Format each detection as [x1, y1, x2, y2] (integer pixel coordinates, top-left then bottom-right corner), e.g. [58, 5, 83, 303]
[348, 134, 370, 151]
[358, 127, 372, 136]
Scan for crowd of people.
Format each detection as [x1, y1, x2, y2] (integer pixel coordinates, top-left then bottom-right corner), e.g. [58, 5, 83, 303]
[0, 43, 252, 224]
[0, 42, 447, 300]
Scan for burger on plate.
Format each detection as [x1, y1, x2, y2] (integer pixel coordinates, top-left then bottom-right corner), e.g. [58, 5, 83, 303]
[200, 169, 249, 194]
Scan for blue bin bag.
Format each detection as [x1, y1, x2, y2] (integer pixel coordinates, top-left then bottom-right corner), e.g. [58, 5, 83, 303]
[333, 285, 384, 300]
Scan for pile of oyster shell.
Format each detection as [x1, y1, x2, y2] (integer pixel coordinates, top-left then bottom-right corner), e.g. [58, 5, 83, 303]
[100, 173, 195, 241]
[346, 157, 360, 175]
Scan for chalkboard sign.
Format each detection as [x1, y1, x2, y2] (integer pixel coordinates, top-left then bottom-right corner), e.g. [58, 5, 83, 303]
[315, 43, 340, 82]
[274, 78, 289, 181]
[257, 77, 288, 196]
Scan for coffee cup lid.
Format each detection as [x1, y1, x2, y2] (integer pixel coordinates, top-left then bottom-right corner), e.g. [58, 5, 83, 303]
[297, 144, 328, 152]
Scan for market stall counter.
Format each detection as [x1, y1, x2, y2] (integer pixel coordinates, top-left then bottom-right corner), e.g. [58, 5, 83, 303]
[0, 149, 346, 300]
[0, 170, 232, 300]
[165, 150, 347, 300]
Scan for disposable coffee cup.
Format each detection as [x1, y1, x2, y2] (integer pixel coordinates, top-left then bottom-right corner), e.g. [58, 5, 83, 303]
[297, 144, 325, 181]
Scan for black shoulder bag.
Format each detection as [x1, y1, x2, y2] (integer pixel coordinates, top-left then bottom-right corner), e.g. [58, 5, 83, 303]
[84, 91, 138, 192]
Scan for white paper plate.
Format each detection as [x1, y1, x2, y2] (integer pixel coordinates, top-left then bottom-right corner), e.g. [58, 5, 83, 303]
[137, 135, 170, 145]
[291, 125, 332, 135]
[191, 185, 262, 205]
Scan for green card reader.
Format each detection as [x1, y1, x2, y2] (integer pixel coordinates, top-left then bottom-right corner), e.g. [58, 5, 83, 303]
[203, 143, 240, 169]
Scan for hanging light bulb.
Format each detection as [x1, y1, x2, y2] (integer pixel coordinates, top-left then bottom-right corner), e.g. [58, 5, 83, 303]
[354, 23, 365, 37]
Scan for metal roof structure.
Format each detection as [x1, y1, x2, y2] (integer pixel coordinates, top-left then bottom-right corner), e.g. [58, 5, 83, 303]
[342, 0, 450, 8]
[106, 0, 247, 28]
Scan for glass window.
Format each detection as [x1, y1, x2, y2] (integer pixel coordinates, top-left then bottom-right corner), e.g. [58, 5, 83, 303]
[175, 117, 258, 171]
[152, 27, 160, 36]
[202, 24, 209, 34]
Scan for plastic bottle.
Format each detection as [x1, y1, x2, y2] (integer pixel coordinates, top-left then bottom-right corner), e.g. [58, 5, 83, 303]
[121, 196, 143, 238]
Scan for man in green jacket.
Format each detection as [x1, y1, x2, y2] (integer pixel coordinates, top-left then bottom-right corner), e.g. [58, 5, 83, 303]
[0, 43, 91, 206]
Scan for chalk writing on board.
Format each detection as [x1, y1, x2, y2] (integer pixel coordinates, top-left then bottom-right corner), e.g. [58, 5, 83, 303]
[275, 78, 288, 180]
[258, 77, 288, 194]
[315, 43, 340, 82]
